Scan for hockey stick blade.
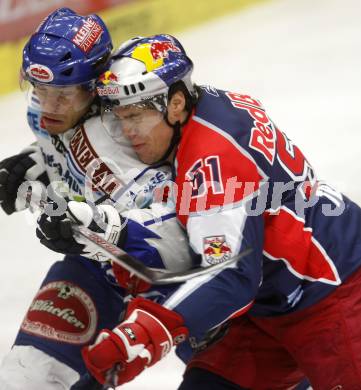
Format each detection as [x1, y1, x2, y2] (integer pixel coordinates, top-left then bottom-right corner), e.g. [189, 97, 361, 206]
[72, 224, 252, 285]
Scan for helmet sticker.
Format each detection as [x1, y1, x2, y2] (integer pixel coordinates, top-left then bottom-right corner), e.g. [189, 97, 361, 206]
[97, 85, 120, 97]
[72, 17, 103, 53]
[95, 34, 194, 107]
[99, 70, 118, 85]
[131, 40, 181, 72]
[97, 70, 120, 96]
[27, 64, 54, 82]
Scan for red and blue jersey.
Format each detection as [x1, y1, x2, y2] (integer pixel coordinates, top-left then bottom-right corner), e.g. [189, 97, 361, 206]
[162, 85, 361, 352]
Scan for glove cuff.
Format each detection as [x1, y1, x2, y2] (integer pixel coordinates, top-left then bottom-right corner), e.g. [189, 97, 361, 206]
[126, 297, 188, 348]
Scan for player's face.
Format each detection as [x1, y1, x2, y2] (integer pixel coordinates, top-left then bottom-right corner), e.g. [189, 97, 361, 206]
[33, 84, 94, 134]
[113, 105, 173, 164]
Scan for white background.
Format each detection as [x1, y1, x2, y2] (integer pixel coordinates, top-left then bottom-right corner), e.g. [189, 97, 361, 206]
[0, 0, 360, 388]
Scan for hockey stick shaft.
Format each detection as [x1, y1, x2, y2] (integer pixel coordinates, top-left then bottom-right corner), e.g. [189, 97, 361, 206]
[73, 224, 252, 285]
[26, 192, 251, 285]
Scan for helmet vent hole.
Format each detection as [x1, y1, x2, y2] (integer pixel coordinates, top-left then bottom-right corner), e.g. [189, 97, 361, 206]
[124, 86, 130, 95]
[60, 52, 72, 62]
[61, 68, 73, 76]
[138, 82, 145, 91]
[130, 84, 136, 94]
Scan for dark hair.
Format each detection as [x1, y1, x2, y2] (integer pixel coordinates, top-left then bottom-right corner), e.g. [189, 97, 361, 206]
[168, 81, 199, 114]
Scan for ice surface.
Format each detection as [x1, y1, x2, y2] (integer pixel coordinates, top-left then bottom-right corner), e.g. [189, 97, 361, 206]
[0, 0, 360, 388]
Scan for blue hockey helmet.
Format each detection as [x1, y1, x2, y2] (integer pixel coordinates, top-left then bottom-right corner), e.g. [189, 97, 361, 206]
[97, 34, 195, 108]
[22, 7, 113, 89]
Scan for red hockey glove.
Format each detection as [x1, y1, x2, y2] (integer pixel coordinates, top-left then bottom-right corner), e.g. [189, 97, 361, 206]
[82, 297, 188, 386]
[112, 262, 151, 294]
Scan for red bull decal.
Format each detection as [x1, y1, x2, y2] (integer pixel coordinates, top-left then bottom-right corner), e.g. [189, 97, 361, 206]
[203, 235, 232, 265]
[28, 64, 54, 82]
[97, 85, 120, 97]
[150, 41, 181, 60]
[72, 17, 103, 53]
[131, 40, 181, 72]
[99, 70, 118, 85]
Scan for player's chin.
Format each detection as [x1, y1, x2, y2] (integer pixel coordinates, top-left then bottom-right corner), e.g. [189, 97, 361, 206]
[138, 155, 152, 164]
[137, 152, 158, 165]
[133, 146, 155, 164]
[44, 124, 68, 135]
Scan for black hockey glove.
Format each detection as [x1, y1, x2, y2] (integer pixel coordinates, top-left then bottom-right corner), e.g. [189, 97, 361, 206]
[36, 212, 85, 255]
[0, 146, 49, 215]
[36, 200, 124, 260]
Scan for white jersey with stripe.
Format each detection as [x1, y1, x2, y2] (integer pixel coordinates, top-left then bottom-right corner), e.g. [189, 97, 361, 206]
[26, 91, 193, 274]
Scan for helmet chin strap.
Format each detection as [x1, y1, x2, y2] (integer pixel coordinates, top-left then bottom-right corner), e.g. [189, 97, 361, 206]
[158, 119, 181, 163]
[157, 109, 192, 163]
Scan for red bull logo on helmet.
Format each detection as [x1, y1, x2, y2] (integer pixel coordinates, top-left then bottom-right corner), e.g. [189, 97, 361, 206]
[203, 235, 232, 265]
[27, 64, 54, 82]
[99, 70, 118, 85]
[97, 85, 120, 97]
[131, 40, 181, 72]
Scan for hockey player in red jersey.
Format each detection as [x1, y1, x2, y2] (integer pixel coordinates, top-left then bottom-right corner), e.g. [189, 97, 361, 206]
[71, 34, 361, 389]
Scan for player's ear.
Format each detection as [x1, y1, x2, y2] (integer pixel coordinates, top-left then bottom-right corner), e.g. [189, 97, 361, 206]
[167, 91, 186, 124]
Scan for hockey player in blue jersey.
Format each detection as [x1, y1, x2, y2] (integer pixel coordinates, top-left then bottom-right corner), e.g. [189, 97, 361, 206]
[50, 34, 361, 389]
[0, 14, 193, 390]
[0, 9, 118, 390]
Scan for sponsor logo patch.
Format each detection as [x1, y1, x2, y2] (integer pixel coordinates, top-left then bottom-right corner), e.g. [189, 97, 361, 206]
[21, 281, 98, 344]
[97, 72, 119, 96]
[203, 235, 231, 264]
[98, 70, 118, 85]
[72, 17, 103, 53]
[97, 85, 120, 97]
[131, 40, 181, 72]
[69, 125, 123, 195]
[27, 64, 54, 82]
[123, 327, 136, 340]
